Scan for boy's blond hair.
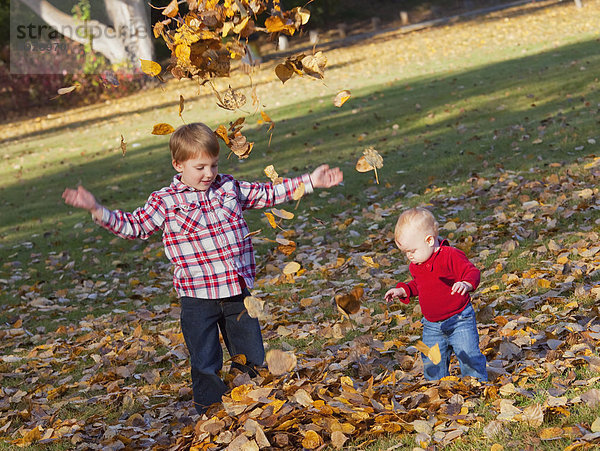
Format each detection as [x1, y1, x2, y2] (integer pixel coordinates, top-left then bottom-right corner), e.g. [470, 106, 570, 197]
[395, 207, 439, 239]
[170, 122, 220, 162]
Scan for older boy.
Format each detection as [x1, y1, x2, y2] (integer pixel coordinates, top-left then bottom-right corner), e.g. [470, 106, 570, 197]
[384, 207, 487, 381]
[63, 122, 343, 414]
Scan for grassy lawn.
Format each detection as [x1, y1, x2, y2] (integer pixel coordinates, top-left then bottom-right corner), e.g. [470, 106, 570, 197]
[1, 0, 600, 449]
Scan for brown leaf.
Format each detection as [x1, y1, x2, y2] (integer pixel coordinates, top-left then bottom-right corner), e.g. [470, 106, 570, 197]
[301, 52, 327, 79]
[275, 63, 294, 84]
[335, 286, 363, 315]
[244, 295, 266, 319]
[120, 134, 127, 156]
[266, 349, 296, 375]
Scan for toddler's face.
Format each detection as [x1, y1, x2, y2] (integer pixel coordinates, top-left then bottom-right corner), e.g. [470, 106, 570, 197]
[173, 152, 219, 191]
[395, 224, 436, 264]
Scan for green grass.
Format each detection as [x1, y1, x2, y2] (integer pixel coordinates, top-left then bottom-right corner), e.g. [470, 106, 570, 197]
[2, 2, 600, 449]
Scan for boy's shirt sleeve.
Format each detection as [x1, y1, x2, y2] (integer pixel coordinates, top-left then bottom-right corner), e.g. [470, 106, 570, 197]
[235, 174, 313, 210]
[448, 248, 481, 290]
[395, 279, 418, 304]
[94, 192, 165, 240]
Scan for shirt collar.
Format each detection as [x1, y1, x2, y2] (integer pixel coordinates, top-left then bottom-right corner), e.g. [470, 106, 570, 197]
[170, 173, 223, 193]
[415, 238, 449, 271]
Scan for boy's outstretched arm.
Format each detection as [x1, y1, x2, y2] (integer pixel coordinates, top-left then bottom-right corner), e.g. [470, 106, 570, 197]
[62, 186, 103, 220]
[310, 164, 343, 188]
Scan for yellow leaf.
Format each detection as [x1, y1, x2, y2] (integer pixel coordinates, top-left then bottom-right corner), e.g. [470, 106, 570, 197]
[333, 90, 351, 107]
[163, 0, 179, 17]
[302, 430, 323, 449]
[283, 261, 301, 275]
[264, 211, 277, 229]
[539, 427, 563, 440]
[428, 343, 441, 365]
[537, 279, 551, 289]
[557, 255, 569, 264]
[362, 256, 379, 268]
[415, 341, 441, 364]
[266, 349, 297, 375]
[490, 445, 504, 451]
[140, 59, 162, 76]
[355, 155, 373, 173]
[230, 384, 252, 402]
[151, 123, 175, 135]
[271, 208, 294, 219]
[292, 182, 305, 200]
[214, 124, 229, 145]
[591, 417, 600, 433]
[264, 164, 282, 184]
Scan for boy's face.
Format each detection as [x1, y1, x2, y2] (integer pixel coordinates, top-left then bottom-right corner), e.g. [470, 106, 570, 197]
[395, 224, 436, 264]
[172, 152, 219, 191]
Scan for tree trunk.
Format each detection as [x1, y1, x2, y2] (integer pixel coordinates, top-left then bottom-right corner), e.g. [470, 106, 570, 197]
[16, 0, 154, 67]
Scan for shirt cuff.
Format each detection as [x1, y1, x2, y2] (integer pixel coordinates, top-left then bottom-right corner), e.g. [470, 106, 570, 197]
[92, 206, 112, 226]
[394, 282, 412, 304]
[300, 173, 314, 195]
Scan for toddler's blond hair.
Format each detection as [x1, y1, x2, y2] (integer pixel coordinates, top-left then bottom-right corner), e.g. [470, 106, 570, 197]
[395, 207, 439, 241]
[170, 122, 220, 162]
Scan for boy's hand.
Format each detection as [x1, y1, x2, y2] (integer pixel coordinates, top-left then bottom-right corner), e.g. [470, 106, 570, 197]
[62, 186, 101, 215]
[451, 281, 473, 295]
[384, 287, 407, 303]
[310, 164, 343, 188]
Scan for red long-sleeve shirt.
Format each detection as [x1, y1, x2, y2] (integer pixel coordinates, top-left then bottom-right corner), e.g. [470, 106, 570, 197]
[395, 240, 480, 322]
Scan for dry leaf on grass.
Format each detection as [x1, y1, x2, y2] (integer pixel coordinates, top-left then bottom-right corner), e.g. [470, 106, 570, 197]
[266, 349, 297, 375]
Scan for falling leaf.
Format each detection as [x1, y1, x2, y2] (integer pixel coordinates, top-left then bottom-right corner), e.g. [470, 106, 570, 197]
[271, 208, 294, 220]
[333, 90, 351, 107]
[266, 349, 297, 375]
[244, 296, 266, 319]
[292, 183, 305, 200]
[264, 212, 277, 229]
[243, 229, 262, 239]
[140, 59, 162, 77]
[264, 165, 283, 184]
[259, 111, 275, 132]
[178, 95, 185, 118]
[283, 261, 301, 275]
[57, 84, 79, 95]
[275, 63, 294, 84]
[120, 135, 127, 156]
[415, 341, 442, 365]
[301, 52, 327, 79]
[214, 85, 246, 111]
[335, 286, 363, 315]
[151, 123, 175, 135]
[214, 125, 230, 145]
[163, 0, 179, 17]
[356, 147, 384, 184]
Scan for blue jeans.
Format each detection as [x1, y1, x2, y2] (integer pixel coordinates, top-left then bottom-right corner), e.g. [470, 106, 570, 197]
[420, 303, 488, 381]
[180, 290, 265, 415]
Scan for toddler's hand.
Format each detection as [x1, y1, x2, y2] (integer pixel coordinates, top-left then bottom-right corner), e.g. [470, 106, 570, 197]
[310, 164, 343, 188]
[451, 281, 473, 295]
[384, 287, 407, 303]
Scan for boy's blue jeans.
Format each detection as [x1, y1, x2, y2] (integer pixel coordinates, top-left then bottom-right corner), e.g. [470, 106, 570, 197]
[420, 303, 488, 381]
[180, 289, 265, 415]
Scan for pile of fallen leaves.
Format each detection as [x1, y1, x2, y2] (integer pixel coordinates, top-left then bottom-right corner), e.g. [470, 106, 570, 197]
[1, 151, 599, 448]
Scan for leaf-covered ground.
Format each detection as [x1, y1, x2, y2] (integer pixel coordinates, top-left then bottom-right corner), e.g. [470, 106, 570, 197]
[1, 1, 600, 450]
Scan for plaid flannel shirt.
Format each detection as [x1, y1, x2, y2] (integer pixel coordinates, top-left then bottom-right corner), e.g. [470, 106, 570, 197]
[94, 173, 313, 299]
